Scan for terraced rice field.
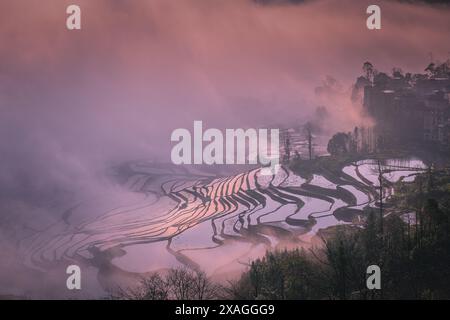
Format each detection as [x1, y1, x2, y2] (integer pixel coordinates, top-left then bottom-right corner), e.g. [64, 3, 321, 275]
[17, 158, 426, 293]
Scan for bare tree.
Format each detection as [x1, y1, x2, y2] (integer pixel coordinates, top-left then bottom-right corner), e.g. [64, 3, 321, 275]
[113, 267, 220, 300]
[166, 267, 196, 299]
[191, 270, 221, 300]
[111, 274, 169, 300]
[140, 274, 169, 300]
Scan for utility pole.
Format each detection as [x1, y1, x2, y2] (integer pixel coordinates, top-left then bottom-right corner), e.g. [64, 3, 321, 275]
[308, 129, 313, 160]
[284, 132, 291, 163]
[377, 159, 384, 300]
[377, 159, 383, 234]
[305, 122, 313, 160]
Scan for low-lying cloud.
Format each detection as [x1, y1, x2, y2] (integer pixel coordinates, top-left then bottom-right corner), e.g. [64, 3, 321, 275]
[0, 0, 449, 296]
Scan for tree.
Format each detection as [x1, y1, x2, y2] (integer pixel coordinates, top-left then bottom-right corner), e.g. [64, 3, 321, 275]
[283, 131, 291, 163]
[166, 268, 195, 299]
[327, 132, 350, 156]
[322, 228, 365, 299]
[425, 62, 436, 77]
[363, 61, 375, 82]
[138, 274, 169, 300]
[304, 122, 314, 160]
[377, 160, 384, 234]
[112, 273, 168, 300]
[115, 267, 220, 300]
[191, 270, 220, 300]
[373, 72, 391, 88]
[351, 127, 359, 153]
[392, 67, 404, 79]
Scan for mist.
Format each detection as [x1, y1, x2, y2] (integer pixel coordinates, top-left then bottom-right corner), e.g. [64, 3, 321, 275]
[0, 0, 450, 297]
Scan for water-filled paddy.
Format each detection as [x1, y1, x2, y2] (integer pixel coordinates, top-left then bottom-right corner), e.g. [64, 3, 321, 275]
[17, 158, 427, 291]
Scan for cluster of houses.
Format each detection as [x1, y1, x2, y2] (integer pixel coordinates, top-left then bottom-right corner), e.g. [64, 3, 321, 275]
[360, 61, 450, 151]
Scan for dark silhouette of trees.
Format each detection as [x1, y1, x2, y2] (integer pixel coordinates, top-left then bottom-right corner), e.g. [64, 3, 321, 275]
[114, 267, 220, 300]
[392, 67, 404, 79]
[377, 160, 384, 234]
[304, 122, 313, 160]
[283, 132, 291, 163]
[228, 249, 325, 299]
[425, 60, 450, 78]
[363, 61, 375, 82]
[327, 132, 350, 156]
[229, 168, 450, 300]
